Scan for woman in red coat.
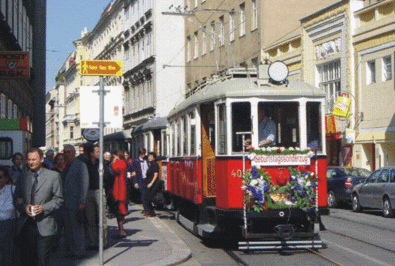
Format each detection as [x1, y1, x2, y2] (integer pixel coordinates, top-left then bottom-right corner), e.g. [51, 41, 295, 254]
[111, 150, 128, 238]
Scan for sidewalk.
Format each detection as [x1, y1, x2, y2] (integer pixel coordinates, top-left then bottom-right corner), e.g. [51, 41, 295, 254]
[50, 204, 191, 266]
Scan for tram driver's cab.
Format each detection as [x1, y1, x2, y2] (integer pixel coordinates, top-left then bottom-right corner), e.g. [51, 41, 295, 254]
[217, 99, 323, 155]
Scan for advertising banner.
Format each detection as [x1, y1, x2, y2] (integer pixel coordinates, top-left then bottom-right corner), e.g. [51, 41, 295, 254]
[0, 52, 29, 79]
[80, 86, 123, 128]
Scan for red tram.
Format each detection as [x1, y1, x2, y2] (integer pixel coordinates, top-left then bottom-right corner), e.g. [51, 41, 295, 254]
[160, 63, 328, 250]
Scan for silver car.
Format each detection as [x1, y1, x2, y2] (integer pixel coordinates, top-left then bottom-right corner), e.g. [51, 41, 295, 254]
[352, 166, 395, 218]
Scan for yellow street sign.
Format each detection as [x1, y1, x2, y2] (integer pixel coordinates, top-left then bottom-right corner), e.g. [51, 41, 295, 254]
[79, 60, 123, 76]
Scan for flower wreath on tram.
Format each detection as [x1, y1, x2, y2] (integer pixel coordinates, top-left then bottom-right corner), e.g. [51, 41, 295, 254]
[241, 146, 317, 214]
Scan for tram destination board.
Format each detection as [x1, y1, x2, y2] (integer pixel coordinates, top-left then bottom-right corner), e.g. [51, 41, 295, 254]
[79, 60, 123, 76]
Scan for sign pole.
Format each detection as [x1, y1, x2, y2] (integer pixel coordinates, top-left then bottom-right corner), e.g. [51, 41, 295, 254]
[99, 76, 105, 266]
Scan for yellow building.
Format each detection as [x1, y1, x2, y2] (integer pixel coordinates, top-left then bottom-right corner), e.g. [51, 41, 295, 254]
[353, 0, 395, 170]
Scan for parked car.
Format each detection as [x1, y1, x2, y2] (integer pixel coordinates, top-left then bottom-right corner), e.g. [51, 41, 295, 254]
[327, 167, 372, 208]
[352, 166, 395, 218]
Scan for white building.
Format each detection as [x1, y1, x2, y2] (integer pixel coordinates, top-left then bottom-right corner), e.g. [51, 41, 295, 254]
[122, 0, 185, 156]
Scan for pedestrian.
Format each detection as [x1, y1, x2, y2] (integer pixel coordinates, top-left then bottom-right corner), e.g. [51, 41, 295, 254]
[61, 144, 89, 259]
[43, 149, 56, 170]
[78, 144, 85, 156]
[111, 150, 128, 238]
[85, 143, 107, 250]
[124, 151, 133, 210]
[14, 148, 63, 266]
[0, 166, 17, 266]
[53, 153, 65, 173]
[131, 147, 148, 213]
[10, 152, 24, 184]
[145, 152, 161, 217]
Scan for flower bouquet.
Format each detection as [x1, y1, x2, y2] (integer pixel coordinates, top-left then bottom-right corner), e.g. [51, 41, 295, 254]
[242, 166, 317, 213]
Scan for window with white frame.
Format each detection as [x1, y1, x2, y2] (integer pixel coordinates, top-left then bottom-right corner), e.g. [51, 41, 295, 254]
[219, 16, 225, 46]
[318, 60, 341, 113]
[229, 12, 235, 42]
[251, 0, 258, 30]
[7, 99, 12, 118]
[240, 3, 246, 37]
[366, 60, 376, 84]
[194, 32, 199, 59]
[202, 26, 207, 55]
[187, 36, 191, 62]
[217, 103, 227, 155]
[183, 115, 188, 155]
[382, 56, 392, 81]
[210, 22, 215, 51]
[70, 126, 74, 139]
[189, 111, 196, 155]
[177, 119, 181, 156]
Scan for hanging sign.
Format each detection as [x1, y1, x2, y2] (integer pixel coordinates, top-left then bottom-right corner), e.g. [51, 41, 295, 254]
[0, 52, 30, 79]
[79, 60, 123, 76]
[333, 95, 351, 118]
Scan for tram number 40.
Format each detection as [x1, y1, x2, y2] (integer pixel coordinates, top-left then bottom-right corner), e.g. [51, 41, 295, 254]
[231, 169, 243, 178]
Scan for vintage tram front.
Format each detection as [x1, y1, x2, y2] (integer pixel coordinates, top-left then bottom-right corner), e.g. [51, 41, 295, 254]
[162, 63, 327, 250]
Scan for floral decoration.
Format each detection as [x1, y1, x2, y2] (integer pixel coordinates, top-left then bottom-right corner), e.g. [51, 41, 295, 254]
[241, 166, 317, 214]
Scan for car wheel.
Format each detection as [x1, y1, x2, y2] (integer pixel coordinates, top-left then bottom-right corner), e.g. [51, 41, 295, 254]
[352, 194, 362, 212]
[327, 191, 337, 208]
[383, 198, 394, 218]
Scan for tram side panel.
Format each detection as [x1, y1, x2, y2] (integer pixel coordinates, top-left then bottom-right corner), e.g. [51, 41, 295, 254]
[167, 159, 203, 204]
[215, 157, 251, 209]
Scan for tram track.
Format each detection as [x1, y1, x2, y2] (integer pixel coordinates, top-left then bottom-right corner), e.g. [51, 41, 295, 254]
[225, 246, 345, 266]
[323, 214, 395, 254]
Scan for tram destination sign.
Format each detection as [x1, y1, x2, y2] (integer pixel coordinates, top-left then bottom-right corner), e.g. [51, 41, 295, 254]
[0, 52, 29, 79]
[79, 60, 123, 76]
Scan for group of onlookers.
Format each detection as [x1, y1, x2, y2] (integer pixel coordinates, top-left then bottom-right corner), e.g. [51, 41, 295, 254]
[0, 144, 163, 266]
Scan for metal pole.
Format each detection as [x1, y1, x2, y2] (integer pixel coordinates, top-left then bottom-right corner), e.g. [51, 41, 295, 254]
[99, 77, 105, 265]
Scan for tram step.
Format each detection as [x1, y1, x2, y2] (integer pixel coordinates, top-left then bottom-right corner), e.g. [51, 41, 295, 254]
[238, 240, 325, 251]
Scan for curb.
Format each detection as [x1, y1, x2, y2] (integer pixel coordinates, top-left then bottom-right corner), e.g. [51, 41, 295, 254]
[144, 216, 192, 266]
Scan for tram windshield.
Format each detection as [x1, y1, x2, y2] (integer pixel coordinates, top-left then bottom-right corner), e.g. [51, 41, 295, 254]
[228, 101, 322, 154]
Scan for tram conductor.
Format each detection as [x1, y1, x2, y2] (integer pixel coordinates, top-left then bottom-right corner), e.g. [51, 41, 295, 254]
[245, 107, 276, 149]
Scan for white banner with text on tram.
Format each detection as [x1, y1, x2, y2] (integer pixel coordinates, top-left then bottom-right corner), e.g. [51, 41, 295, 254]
[80, 86, 123, 128]
[250, 154, 311, 166]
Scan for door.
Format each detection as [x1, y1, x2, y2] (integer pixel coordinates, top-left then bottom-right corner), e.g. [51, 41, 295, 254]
[201, 103, 216, 198]
[359, 170, 380, 208]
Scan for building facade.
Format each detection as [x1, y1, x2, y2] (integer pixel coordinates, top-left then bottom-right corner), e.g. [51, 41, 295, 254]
[183, 0, 339, 94]
[122, 0, 185, 157]
[353, 0, 395, 170]
[0, 0, 46, 147]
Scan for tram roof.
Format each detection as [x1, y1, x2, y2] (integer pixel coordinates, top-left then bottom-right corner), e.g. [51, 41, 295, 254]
[132, 116, 167, 134]
[169, 78, 325, 118]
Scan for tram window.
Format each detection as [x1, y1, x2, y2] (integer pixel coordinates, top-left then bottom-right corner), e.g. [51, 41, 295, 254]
[189, 112, 196, 155]
[258, 102, 299, 148]
[161, 131, 167, 157]
[177, 119, 181, 156]
[232, 102, 251, 152]
[183, 116, 188, 155]
[171, 122, 176, 156]
[217, 103, 227, 154]
[306, 102, 322, 151]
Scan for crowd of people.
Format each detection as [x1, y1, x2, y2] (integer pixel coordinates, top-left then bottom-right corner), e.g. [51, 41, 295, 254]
[0, 144, 163, 266]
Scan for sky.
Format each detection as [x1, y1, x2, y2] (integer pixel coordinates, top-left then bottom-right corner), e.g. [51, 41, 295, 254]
[46, 0, 112, 92]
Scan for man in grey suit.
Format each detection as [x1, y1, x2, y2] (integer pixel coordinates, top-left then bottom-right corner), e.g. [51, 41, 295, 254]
[61, 144, 89, 258]
[15, 148, 63, 266]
